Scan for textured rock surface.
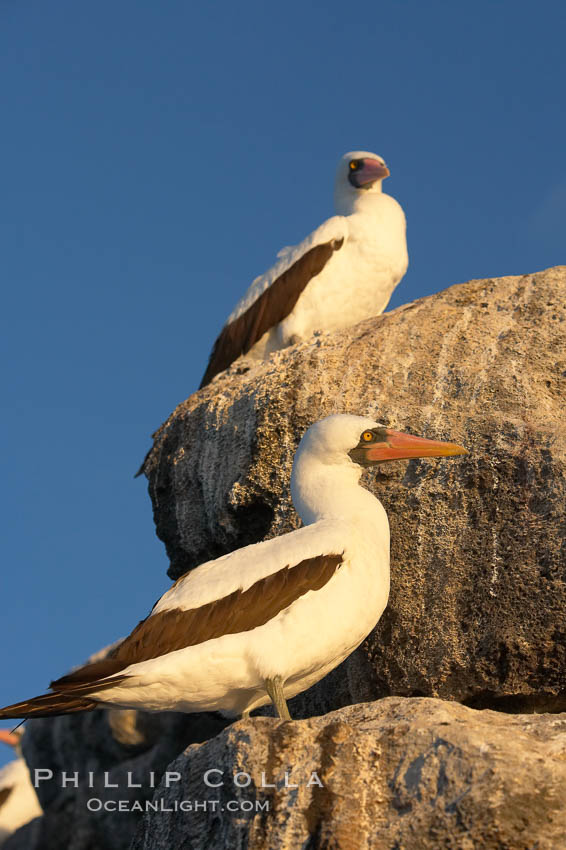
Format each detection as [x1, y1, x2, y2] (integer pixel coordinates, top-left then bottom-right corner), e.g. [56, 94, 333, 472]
[141, 266, 566, 712]
[131, 698, 566, 850]
[4, 708, 228, 850]
[9, 268, 566, 849]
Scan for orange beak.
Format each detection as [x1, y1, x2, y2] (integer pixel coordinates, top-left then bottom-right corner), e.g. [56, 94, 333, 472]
[365, 428, 467, 463]
[0, 729, 20, 748]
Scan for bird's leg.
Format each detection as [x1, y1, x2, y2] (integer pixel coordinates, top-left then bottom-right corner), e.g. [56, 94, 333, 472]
[241, 708, 250, 720]
[265, 676, 292, 720]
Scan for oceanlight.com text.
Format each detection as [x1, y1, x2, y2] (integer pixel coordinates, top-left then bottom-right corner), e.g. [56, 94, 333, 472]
[86, 798, 270, 813]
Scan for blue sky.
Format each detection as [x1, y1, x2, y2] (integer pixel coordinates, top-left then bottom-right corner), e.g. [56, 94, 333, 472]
[1, 0, 564, 765]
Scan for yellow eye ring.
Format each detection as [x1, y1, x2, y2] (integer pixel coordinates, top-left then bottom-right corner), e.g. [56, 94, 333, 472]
[349, 161, 358, 170]
[362, 431, 373, 442]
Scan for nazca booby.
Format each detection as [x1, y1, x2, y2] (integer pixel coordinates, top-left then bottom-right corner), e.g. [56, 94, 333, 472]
[0, 730, 42, 846]
[199, 152, 408, 386]
[0, 415, 465, 722]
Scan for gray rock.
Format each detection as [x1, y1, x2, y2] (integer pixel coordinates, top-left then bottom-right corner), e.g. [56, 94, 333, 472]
[3, 817, 42, 850]
[130, 698, 566, 850]
[141, 266, 566, 713]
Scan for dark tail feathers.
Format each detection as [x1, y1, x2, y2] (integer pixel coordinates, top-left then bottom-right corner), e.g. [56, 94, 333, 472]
[0, 692, 98, 720]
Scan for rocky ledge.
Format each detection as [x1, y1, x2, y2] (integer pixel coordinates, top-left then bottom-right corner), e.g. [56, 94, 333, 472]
[131, 698, 566, 850]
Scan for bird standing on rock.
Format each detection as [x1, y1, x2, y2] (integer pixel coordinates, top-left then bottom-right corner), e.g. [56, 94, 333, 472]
[200, 151, 408, 387]
[0, 415, 465, 723]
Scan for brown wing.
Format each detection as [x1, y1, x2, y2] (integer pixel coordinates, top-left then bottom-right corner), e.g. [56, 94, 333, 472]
[200, 238, 344, 387]
[0, 786, 13, 808]
[51, 553, 343, 689]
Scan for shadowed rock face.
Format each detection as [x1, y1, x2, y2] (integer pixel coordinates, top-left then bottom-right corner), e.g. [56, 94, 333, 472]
[141, 266, 566, 712]
[3, 709, 229, 850]
[130, 698, 566, 850]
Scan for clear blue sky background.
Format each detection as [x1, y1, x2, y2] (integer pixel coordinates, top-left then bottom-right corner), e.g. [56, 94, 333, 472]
[1, 0, 564, 765]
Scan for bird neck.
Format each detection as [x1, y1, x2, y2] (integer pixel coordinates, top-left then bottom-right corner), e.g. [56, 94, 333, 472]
[334, 184, 384, 216]
[290, 454, 387, 530]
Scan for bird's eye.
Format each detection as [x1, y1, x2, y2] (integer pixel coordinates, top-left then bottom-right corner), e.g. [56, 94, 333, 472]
[362, 431, 374, 442]
[349, 160, 359, 170]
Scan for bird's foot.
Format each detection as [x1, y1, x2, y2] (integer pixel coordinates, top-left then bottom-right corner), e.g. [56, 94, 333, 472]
[265, 676, 292, 720]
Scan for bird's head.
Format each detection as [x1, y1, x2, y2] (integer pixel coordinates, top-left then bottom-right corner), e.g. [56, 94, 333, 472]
[334, 151, 390, 214]
[291, 414, 467, 525]
[296, 414, 467, 470]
